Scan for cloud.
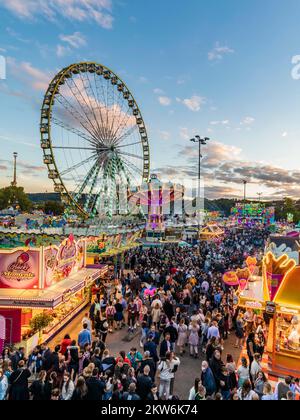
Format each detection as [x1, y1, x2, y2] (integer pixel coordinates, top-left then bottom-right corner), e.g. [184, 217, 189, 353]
[0, 158, 45, 173]
[179, 127, 190, 141]
[158, 130, 171, 141]
[152, 139, 300, 199]
[7, 57, 51, 91]
[138, 76, 148, 84]
[179, 95, 206, 112]
[56, 44, 72, 57]
[210, 120, 229, 126]
[59, 31, 86, 48]
[158, 96, 172, 106]
[154, 88, 164, 95]
[208, 42, 235, 61]
[0, 0, 114, 29]
[282, 131, 288, 137]
[240, 116, 255, 125]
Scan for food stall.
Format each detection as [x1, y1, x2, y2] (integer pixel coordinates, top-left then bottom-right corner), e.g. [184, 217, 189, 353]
[199, 223, 224, 241]
[238, 249, 300, 378]
[0, 235, 108, 355]
[266, 261, 300, 377]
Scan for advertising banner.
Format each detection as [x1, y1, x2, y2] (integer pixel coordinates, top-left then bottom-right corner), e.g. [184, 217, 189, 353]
[0, 249, 40, 289]
[43, 237, 85, 287]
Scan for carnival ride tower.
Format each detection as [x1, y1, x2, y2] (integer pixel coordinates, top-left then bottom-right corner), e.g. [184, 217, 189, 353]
[131, 175, 184, 241]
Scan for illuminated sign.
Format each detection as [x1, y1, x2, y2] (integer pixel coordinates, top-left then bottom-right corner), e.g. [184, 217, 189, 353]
[0, 250, 40, 289]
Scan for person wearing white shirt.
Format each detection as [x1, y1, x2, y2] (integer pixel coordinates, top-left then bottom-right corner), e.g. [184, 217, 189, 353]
[82, 313, 92, 331]
[207, 321, 220, 340]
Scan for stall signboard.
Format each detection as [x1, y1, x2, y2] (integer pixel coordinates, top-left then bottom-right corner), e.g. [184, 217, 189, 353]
[43, 237, 86, 287]
[0, 249, 40, 289]
[44, 247, 59, 288]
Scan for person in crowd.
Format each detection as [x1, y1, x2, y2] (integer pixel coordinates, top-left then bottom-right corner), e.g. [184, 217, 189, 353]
[201, 361, 217, 397]
[237, 379, 258, 401]
[71, 376, 88, 400]
[177, 318, 188, 356]
[60, 334, 72, 357]
[61, 372, 75, 400]
[122, 383, 141, 400]
[0, 369, 8, 401]
[160, 333, 172, 358]
[250, 353, 262, 383]
[78, 324, 92, 349]
[261, 382, 274, 400]
[136, 365, 153, 400]
[147, 383, 160, 400]
[9, 360, 31, 401]
[254, 371, 267, 399]
[85, 368, 105, 400]
[29, 370, 47, 400]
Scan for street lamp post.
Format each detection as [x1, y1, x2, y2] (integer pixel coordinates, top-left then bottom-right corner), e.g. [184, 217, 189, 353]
[243, 180, 247, 224]
[190, 135, 210, 230]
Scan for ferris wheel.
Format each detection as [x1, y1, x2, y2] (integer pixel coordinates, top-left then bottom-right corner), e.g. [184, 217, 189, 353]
[40, 62, 150, 219]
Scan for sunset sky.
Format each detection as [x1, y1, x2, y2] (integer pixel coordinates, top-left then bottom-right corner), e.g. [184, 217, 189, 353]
[1, 0, 300, 201]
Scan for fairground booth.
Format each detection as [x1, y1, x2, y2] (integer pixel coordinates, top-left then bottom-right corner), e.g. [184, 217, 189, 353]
[0, 233, 108, 355]
[238, 233, 300, 378]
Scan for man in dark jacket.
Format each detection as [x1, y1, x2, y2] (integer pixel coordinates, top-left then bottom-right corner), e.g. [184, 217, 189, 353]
[136, 366, 153, 399]
[122, 383, 141, 401]
[163, 298, 174, 321]
[10, 347, 25, 371]
[90, 348, 103, 372]
[138, 352, 156, 381]
[144, 336, 159, 363]
[49, 345, 60, 372]
[40, 343, 52, 372]
[86, 368, 105, 400]
[159, 333, 172, 358]
[164, 320, 178, 351]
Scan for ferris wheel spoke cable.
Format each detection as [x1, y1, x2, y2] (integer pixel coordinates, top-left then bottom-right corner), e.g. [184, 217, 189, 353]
[113, 124, 139, 147]
[65, 77, 104, 145]
[111, 99, 133, 144]
[117, 151, 144, 160]
[116, 140, 142, 149]
[79, 72, 107, 144]
[52, 116, 99, 147]
[56, 94, 100, 148]
[92, 72, 110, 142]
[60, 153, 98, 177]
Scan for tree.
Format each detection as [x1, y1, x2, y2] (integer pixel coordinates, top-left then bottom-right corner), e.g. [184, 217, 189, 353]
[0, 186, 33, 211]
[44, 200, 65, 216]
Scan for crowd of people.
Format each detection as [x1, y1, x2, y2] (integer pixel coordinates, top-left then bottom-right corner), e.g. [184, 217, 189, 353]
[1, 226, 299, 401]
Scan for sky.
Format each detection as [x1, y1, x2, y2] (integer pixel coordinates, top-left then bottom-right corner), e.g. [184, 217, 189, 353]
[1, 0, 300, 200]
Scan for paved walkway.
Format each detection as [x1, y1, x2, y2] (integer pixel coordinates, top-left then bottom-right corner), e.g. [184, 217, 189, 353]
[49, 307, 243, 399]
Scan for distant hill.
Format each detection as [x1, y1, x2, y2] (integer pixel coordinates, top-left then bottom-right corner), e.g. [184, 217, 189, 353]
[27, 193, 61, 203]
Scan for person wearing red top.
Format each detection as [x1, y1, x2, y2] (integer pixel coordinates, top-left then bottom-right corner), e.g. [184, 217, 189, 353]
[60, 334, 72, 356]
[115, 351, 132, 367]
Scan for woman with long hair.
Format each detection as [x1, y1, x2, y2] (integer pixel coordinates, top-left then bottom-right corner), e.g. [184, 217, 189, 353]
[254, 371, 267, 399]
[237, 357, 250, 388]
[29, 370, 47, 401]
[188, 320, 200, 359]
[71, 376, 88, 400]
[188, 377, 201, 400]
[61, 372, 75, 400]
[177, 318, 188, 356]
[237, 379, 257, 401]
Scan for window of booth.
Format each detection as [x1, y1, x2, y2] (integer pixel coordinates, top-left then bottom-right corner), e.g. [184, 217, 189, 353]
[275, 309, 300, 356]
